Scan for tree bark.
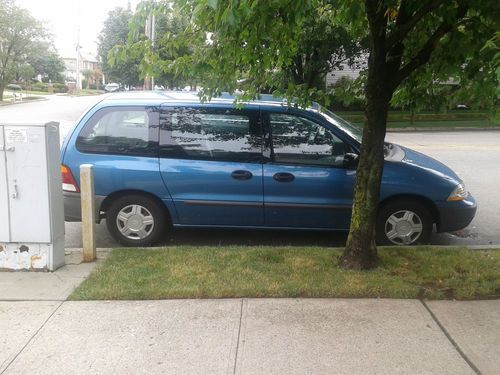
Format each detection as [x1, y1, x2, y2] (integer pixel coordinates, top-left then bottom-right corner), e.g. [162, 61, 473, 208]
[0, 84, 4, 102]
[339, 32, 392, 270]
[338, 1, 470, 270]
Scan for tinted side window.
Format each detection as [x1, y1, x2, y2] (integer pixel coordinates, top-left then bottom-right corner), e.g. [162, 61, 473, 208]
[269, 113, 348, 167]
[160, 108, 262, 162]
[76, 107, 159, 156]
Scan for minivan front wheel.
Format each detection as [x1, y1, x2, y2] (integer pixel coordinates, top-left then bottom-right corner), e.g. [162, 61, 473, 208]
[106, 195, 169, 246]
[376, 200, 432, 246]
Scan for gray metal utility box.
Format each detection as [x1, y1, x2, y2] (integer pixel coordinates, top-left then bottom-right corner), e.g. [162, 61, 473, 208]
[0, 122, 65, 271]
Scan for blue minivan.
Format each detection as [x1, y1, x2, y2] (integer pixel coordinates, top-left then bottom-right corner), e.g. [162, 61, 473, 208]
[61, 92, 477, 246]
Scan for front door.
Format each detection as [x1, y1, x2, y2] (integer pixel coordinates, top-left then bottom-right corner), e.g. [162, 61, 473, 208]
[263, 111, 355, 229]
[159, 107, 264, 226]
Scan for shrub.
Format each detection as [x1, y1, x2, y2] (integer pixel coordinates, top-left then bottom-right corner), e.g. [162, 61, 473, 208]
[53, 83, 68, 93]
[31, 82, 49, 92]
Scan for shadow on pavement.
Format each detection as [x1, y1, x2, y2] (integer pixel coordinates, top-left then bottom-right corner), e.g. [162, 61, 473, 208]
[164, 228, 348, 247]
[66, 221, 348, 248]
[67, 220, 490, 249]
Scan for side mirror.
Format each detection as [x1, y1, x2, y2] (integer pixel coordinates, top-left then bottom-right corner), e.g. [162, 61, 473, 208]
[343, 153, 359, 169]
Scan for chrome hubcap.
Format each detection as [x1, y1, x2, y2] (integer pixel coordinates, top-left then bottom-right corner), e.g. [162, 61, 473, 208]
[116, 204, 154, 240]
[385, 210, 423, 245]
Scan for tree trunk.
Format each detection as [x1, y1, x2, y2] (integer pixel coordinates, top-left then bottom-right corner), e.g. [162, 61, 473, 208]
[0, 84, 4, 102]
[339, 48, 392, 270]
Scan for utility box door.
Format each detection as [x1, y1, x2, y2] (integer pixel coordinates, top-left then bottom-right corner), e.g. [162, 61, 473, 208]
[0, 128, 10, 242]
[4, 126, 51, 242]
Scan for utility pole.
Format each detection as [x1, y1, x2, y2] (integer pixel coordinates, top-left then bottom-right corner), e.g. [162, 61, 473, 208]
[144, 14, 155, 90]
[76, 29, 82, 91]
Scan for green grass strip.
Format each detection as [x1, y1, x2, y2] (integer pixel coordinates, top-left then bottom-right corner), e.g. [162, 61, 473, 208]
[70, 246, 500, 301]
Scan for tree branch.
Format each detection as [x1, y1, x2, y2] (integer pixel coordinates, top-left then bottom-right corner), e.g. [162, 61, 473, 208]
[393, 6, 468, 88]
[393, 0, 411, 28]
[386, 0, 449, 48]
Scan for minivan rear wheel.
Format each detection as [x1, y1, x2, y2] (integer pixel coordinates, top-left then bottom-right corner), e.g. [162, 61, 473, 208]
[376, 200, 432, 246]
[106, 195, 169, 246]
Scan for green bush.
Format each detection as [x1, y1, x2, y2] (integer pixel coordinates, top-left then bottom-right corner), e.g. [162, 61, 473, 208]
[53, 83, 68, 93]
[31, 82, 48, 92]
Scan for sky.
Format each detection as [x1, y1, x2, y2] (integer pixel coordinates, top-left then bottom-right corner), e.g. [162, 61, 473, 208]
[16, 0, 141, 59]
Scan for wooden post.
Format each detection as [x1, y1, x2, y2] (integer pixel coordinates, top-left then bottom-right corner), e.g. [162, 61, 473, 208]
[80, 164, 96, 262]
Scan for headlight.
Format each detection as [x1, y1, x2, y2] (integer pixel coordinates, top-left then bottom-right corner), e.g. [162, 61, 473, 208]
[447, 183, 468, 201]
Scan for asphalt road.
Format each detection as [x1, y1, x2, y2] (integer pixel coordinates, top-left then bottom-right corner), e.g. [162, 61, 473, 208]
[1, 95, 498, 248]
[386, 131, 500, 247]
[0, 94, 102, 144]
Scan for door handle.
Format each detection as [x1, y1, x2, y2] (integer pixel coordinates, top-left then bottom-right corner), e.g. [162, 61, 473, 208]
[273, 172, 295, 182]
[231, 170, 253, 180]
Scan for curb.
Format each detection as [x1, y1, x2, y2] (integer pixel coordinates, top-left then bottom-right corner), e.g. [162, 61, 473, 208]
[387, 126, 500, 132]
[65, 248, 112, 254]
[0, 97, 48, 106]
[64, 245, 500, 253]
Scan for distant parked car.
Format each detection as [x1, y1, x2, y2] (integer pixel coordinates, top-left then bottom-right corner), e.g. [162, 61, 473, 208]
[6, 84, 22, 91]
[104, 83, 120, 92]
[61, 91, 477, 247]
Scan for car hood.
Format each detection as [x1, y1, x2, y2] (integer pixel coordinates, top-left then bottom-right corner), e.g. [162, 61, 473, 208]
[396, 144, 461, 184]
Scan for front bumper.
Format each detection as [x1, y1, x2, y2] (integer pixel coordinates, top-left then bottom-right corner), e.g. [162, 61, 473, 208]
[435, 195, 477, 233]
[64, 191, 106, 222]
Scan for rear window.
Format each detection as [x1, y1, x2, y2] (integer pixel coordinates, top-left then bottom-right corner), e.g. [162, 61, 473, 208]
[76, 107, 159, 156]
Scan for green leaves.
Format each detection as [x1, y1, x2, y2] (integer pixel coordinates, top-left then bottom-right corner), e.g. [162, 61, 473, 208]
[0, 2, 50, 99]
[207, 0, 218, 10]
[98, 6, 144, 86]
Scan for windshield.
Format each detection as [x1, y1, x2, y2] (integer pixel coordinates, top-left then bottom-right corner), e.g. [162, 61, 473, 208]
[317, 107, 363, 143]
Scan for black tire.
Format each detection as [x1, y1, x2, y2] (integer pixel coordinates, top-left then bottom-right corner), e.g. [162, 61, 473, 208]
[376, 199, 432, 246]
[106, 194, 170, 247]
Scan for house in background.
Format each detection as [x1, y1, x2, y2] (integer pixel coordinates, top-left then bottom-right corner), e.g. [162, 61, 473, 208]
[325, 62, 366, 87]
[63, 53, 99, 86]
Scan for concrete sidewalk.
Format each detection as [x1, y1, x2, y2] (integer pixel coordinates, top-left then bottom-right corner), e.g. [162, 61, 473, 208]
[0, 253, 498, 374]
[0, 299, 498, 374]
[0, 251, 107, 301]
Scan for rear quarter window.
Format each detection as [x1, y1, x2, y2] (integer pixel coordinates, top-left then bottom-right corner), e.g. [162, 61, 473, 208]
[76, 106, 159, 156]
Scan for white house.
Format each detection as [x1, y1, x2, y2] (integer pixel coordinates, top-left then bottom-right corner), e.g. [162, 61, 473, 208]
[63, 53, 99, 84]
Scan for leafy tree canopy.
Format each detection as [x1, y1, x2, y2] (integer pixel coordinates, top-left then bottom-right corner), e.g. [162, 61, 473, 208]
[0, 0, 48, 100]
[18, 63, 34, 82]
[97, 6, 143, 87]
[26, 42, 66, 83]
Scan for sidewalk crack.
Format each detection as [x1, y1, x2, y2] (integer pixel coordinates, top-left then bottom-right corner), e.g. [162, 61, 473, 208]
[233, 298, 245, 375]
[420, 300, 481, 375]
[0, 301, 64, 374]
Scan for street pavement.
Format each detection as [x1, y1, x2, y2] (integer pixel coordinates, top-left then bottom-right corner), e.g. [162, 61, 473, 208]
[387, 131, 500, 247]
[1, 95, 499, 248]
[0, 255, 498, 375]
[0, 93, 103, 144]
